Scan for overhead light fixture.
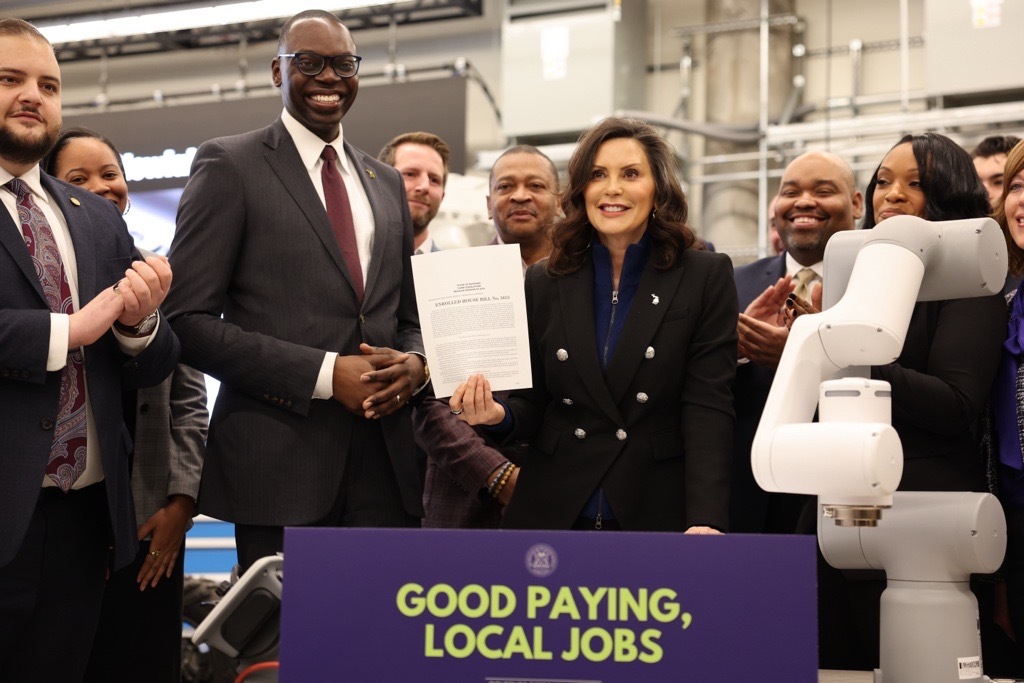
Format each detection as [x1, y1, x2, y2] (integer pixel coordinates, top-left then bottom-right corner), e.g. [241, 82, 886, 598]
[36, 0, 406, 44]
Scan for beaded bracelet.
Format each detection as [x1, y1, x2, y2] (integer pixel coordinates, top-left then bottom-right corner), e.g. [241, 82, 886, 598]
[487, 461, 514, 497]
[491, 462, 516, 500]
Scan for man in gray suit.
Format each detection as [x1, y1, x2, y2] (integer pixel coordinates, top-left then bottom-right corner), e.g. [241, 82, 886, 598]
[164, 10, 427, 571]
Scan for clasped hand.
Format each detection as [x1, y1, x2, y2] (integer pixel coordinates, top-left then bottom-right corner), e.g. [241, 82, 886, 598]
[332, 343, 425, 419]
[68, 255, 172, 348]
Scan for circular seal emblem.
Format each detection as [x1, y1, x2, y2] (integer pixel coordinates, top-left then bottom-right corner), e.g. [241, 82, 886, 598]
[525, 543, 558, 578]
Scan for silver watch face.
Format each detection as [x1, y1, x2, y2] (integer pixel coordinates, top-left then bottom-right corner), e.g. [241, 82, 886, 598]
[135, 312, 158, 335]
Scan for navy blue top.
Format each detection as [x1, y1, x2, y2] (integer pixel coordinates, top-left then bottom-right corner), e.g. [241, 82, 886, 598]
[580, 234, 652, 521]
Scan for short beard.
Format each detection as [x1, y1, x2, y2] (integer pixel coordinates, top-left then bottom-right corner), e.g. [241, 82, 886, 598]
[0, 121, 59, 168]
[783, 234, 826, 264]
[412, 209, 437, 235]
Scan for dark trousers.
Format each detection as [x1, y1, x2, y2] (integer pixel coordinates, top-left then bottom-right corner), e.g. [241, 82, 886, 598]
[82, 537, 186, 683]
[236, 420, 419, 573]
[0, 483, 110, 682]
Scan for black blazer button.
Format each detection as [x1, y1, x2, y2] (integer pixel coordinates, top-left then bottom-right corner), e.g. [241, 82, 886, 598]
[0, 369, 9, 378]
[40, 418, 55, 430]
[139, 403, 150, 415]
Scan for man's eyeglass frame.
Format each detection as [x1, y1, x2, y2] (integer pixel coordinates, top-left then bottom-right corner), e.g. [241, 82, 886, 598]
[278, 52, 362, 78]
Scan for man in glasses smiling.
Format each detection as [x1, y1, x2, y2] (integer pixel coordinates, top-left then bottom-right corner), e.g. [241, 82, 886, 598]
[164, 10, 427, 573]
[278, 52, 362, 79]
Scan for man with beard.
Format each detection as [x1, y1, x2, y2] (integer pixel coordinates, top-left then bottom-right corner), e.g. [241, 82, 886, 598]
[378, 131, 450, 254]
[0, 18, 179, 681]
[164, 10, 426, 573]
[416, 145, 559, 527]
[730, 151, 862, 533]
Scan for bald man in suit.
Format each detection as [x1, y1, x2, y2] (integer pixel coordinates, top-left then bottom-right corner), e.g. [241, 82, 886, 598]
[731, 151, 862, 533]
[164, 10, 426, 571]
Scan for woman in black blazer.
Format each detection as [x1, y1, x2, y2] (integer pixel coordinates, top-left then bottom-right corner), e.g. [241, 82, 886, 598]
[861, 133, 1006, 493]
[452, 117, 737, 533]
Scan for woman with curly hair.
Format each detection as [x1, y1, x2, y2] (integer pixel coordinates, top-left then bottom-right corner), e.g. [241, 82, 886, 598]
[452, 117, 737, 533]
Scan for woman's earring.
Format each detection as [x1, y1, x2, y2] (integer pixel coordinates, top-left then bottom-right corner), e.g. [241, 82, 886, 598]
[123, 197, 131, 216]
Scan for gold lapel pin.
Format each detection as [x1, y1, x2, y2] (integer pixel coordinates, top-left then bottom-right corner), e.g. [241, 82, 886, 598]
[70, 197, 81, 206]
[365, 169, 377, 180]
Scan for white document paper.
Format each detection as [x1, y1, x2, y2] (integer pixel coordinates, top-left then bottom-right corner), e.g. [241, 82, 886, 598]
[411, 244, 532, 398]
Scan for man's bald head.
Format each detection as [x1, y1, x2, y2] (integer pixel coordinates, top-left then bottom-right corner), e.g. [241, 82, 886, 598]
[774, 151, 863, 266]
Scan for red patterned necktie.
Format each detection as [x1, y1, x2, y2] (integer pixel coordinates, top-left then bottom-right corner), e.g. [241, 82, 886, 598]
[7, 178, 88, 492]
[320, 145, 364, 302]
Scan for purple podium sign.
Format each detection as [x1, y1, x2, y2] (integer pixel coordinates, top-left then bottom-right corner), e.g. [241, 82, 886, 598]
[279, 529, 816, 682]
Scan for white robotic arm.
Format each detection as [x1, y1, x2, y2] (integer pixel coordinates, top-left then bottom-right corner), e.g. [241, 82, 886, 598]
[750, 215, 1007, 682]
[751, 215, 1007, 525]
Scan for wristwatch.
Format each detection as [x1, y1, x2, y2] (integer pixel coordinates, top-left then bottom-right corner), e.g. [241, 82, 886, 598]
[410, 352, 430, 394]
[114, 311, 158, 338]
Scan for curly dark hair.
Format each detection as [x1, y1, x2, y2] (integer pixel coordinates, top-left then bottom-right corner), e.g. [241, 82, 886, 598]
[862, 133, 990, 229]
[546, 117, 695, 276]
[992, 140, 1024, 277]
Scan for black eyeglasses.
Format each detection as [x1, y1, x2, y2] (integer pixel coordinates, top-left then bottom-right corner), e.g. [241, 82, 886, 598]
[278, 52, 362, 78]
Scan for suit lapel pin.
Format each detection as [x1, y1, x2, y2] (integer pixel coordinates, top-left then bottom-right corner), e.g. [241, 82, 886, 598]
[70, 197, 81, 206]
[365, 169, 377, 180]
[651, 293, 659, 305]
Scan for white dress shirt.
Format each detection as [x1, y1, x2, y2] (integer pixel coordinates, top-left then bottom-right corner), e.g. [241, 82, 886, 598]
[279, 112, 380, 400]
[280, 110, 375, 282]
[414, 233, 435, 256]
[785, 253, 823, 282]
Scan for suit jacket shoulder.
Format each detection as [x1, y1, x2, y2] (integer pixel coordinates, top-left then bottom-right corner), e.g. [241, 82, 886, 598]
[734, 255, 786, 310]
